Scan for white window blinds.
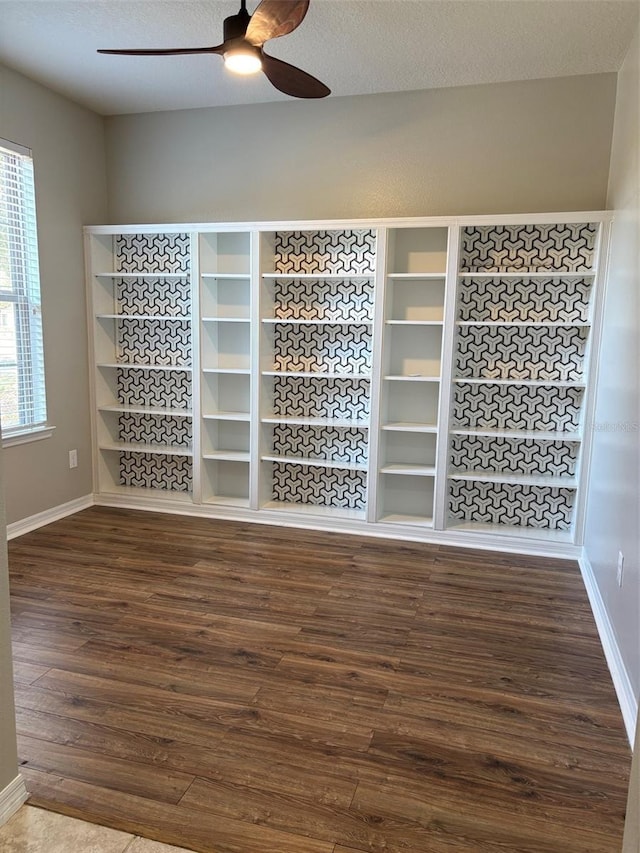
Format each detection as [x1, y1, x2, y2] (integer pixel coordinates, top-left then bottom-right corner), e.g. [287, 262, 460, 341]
[0, 138, 48, 439]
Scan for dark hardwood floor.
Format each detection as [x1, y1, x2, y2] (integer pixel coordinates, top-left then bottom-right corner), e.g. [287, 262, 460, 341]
[8, 506, 631, 852]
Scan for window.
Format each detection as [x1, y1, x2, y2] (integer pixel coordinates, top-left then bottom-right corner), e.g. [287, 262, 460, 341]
[0, 138, 50, 444]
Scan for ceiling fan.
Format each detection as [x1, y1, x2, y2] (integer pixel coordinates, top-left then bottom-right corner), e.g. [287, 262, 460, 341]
[98, 0, 330, 99]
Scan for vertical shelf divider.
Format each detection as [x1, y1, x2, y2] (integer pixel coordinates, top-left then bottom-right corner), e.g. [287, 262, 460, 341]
[434, 223, 460, 530]
[250, 230, 262, 511]
[365, 227, 387, 523]
[191, 231, 202, 505]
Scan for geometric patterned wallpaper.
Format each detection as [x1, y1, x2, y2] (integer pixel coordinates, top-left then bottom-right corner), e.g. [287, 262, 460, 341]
[272, 324, 372, 374]
[451, 381, 584, 433]
[272, 278, 373, 322]
[449, 435, 578, 477]
[272, 376, 370, 420]
[114, 233, 190, 274]
[455, 325, 587, 382]
[116, 368, 192, 410]
[119, 452, 192, 492]
[274, 230, 376, 275]
[271, 461, 367, 509]
[119, 413, 192, 449]
[272, 424, 368, 466]
[115, 277, 191, 317]
[457, 277, 592, 323]
[459, 223, 597, 273]
[116, 318, 191, 367]
[448, 480, 575, 530]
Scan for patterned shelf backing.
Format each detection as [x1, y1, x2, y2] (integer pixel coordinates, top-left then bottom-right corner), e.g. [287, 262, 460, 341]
[451, 383, 583, 432]
[448, 481, 575, 530]
[459, 223, 597, 272]
[114, 233, 190, 274]
[272, 278, 374, 322]
[449, 435, 578, 477]
[119, 453, 192, 492]
[457, 277, 592, 323]
[116, 318, 191, 367]
[119, 413, 192, 449]
[272, 324, 372, 374]
[271, 463, 367, 510]
[455, 326, 587, 382]
[115, 277, 191, 316]
[272, 377, 370, 420]
[117, 369, 192, 410]
[272, 425, 368, 466]
[274, 231, 376, 275]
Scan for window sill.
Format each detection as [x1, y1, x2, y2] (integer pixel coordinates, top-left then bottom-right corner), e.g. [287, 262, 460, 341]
[2, 425, 56, 448]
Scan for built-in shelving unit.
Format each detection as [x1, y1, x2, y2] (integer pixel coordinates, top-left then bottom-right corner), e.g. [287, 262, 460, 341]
[444, 222, 600, 542]
[88, 231, 194, 504]
[199, 231, 252, 508]
[86, 215, 608, 556]
[374, 227, 449, 527]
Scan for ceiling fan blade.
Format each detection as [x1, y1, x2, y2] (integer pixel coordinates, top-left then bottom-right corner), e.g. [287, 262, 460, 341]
[246, 0, 309, 46]
[261, 51, 329, 98]
[98, 45, 224, 56]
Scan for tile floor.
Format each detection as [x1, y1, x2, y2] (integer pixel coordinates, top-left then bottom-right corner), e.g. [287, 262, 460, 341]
[0, 805, 195, 853]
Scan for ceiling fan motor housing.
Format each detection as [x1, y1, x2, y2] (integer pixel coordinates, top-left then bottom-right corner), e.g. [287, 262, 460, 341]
[223, 6, 251, 42]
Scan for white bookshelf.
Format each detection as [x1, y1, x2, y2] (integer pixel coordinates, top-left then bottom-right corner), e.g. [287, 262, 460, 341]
[85, 215, 609, 556]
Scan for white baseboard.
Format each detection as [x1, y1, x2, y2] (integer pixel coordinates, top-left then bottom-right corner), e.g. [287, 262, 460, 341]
[7, 494, 94, 540]
[0, 775, 28, 827]
[579, 550, 638, 745]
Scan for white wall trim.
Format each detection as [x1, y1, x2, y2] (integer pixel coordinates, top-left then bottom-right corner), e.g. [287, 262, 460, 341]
[579, 550, 639, 745]
[7, 494, 94, 540]
[0, 775, 28, 827]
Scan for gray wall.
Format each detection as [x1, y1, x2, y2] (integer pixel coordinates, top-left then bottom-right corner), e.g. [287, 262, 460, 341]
[0, 64, 108, 525]
[0, 446, 18, 795]
[584, 31, 639, 710]
[105, 73, 616, 224]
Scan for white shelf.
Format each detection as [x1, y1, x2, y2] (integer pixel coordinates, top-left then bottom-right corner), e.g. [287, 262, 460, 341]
[382, 422, 438, 433]
[99, 405, 192, 417]
[97, 314, 189, 321]
[387, 273, 446, 280]
[203, 495, 250, 508]
[95, 272, 189, 279]
[260, 454, 367, 471]
[454, 378, 585, 388]
[261, 454, 367, 471]
[261, 416, 369, 428]
[378, 513, 434, 527]
[384, 375, 440, 382]
[201, 273, 250, 280]
[202, 317, 250, 323]
[458, 271, 595, 278]
[448, 471, 577, 488]
[98, 363, 192, 372]
[97, 484, 193, 503]
[100, 442, 193, 457]
[262, 318, 372, 326]
[456, 321, 590, 327]
[380, 464, 436, 477]
[203, 411, 251, 422]
[447, 520, 573, 542]
[450, 427, 582, 442]
[262, 371, 371, 379]
[203, 451, 250, 462]
[261, 501, 366, 521]
[203, 367, 251, 375]
[386, 320, 443, 326]
[262, 273, 374, 280]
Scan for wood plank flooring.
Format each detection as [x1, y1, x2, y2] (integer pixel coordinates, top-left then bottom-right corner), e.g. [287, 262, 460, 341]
[8, 506, 631, 853]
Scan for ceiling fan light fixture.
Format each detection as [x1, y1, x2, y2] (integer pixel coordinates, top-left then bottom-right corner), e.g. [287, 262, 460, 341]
[224, 45, 262, 75]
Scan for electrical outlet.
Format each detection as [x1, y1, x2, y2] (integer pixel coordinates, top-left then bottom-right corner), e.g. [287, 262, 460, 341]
[69, 449, 78, 469]
[616, 551, 624, 587]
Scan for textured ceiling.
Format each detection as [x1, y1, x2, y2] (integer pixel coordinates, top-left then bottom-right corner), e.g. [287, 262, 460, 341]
[0, 0, 637, 116]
